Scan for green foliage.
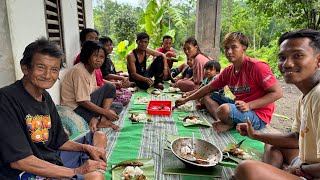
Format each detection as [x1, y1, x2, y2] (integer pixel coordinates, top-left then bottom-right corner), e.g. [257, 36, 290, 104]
[93, 0, 142, 44]
[112, 40, 137, 71]
[138, 0, 186, 48]
[114, 16, 138, 43]
[218, 54, 231, 69]
[247, 0, 320, 30]
[113, 40, 136, 60]
[95, 0, 314, 76]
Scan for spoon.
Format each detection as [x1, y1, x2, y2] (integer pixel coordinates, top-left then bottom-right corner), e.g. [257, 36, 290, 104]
[191, 132, 195, 152]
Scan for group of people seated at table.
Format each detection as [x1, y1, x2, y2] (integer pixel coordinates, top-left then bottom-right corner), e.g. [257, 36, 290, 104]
[1, 28, 320, 179]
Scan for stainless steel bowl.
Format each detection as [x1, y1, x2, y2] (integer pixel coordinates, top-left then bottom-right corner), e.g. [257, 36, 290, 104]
[170, 137, 223, 167]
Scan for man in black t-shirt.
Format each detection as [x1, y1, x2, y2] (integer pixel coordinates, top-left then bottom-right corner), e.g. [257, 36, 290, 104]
[0, 38, 106, 179]
[126, 32, 169, 90]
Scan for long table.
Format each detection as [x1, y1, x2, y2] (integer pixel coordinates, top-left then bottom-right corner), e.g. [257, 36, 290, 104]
[100, 90, 265, 180]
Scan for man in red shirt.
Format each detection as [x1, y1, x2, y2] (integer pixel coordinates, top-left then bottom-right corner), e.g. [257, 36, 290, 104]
[156, 35, 176, 69]
[176, 32, 283, 133]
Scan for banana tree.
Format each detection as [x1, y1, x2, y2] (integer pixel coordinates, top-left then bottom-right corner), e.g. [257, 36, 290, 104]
[137, 0, 186, 49]
[112, 40, 137, 70]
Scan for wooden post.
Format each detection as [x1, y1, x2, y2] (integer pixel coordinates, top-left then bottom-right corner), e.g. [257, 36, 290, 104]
[195, 0, 222, 60]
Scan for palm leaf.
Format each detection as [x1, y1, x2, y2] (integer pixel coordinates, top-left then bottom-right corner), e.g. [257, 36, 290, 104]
[167, 7, 186, 29]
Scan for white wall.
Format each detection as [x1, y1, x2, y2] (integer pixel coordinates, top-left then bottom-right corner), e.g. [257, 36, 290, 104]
[0, 0, 15, 88]
[84, 0, 94, 28]
[4, 0, 94, 104]
[48, 0, 83, 103]
[48, 0, 94, 104]
[6, 0, 47, 80]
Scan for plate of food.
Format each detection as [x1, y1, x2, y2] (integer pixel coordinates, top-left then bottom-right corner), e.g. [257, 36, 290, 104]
[134, 96, 150, 104]
[147, 87, 162, 95]
[223, 140, 263, 161]
[175, 101, 195, 111]
[128, 111, 152, 123]
[128, 87, 138, 93]
[112, 159, 154, 180]
[163, 87, 181, 93]
[178, 115, 212, 127]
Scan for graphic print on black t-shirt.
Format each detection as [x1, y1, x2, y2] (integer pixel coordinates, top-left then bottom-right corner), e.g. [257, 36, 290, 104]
[25, 114, 52, 143]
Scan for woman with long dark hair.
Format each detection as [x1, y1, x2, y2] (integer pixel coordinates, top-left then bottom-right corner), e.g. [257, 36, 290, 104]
[176, 37, 210, 92]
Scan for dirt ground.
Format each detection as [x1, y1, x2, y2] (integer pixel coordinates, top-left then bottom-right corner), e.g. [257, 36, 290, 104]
[270, 79, 302, 133]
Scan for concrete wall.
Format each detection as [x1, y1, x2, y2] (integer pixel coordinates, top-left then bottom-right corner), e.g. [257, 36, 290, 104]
[3, 0, 94, 104]
[48, 0, 94, 104]
[84, 0, 94, 28]
[0, 0, 15, 88]
[6, 0, 47, 80]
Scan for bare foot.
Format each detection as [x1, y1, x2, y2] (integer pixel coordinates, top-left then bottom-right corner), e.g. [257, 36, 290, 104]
[212, 121, 233, 133]
[97, 116, 120, 130]
[129, 82, 136, 87]
[196, 103, 206, 110]
[104, 109, 119, 121]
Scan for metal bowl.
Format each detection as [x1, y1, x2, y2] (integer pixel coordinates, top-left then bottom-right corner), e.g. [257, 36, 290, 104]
[170, 137, 223, 167]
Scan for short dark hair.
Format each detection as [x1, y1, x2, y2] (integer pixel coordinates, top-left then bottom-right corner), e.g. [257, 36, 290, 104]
[163, 35, 172, 41]
[204, 60, 221, 72]
[20, 37, 64, 68]
[79, 28, 99, 45]
[278, 29, 320, 52]
[136, 32, 150, 41]
[80, 41, 106, 64]
[99, 36, 113, 45]
[223, 32, 249, 48]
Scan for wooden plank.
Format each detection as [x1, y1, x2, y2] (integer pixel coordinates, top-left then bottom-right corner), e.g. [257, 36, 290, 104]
[48, 37, 60, 41]
[46, 0, 57, 8]
[47, 19, 59, 25]
[46, 10, 58, 17]
[48, 29, 60, 33]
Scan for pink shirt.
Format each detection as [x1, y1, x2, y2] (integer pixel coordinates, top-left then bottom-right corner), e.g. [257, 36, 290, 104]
[192, 54, 209, 85]
[74, 54, 104, 87]
[156, 47, 174, 54]
[210, 56, 277, 124]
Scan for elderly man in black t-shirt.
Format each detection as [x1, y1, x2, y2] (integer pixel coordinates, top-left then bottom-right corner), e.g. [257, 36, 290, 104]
[0, 38, 106, 179]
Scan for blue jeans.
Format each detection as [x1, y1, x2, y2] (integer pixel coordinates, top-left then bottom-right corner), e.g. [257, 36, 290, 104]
[17, 132, 95, 180]
[210, 93, 266, 130]
[228, 103, 266, 130]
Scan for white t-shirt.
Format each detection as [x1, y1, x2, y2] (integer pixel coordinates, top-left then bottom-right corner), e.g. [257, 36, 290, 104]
[292, 83, 320, 163]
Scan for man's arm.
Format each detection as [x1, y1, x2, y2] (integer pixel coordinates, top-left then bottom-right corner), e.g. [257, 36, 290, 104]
[104, 74, 126, 81]
[247, 83, 283, 110]
[237, 120, 299, 149]
[59, 140, 107, 162]
[253, 131, 299, 148]
[146, 48, 169, 74]
[301, 163, 320, 178]
[175, 84, 214, 106]
[11, 155, 75, 178]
